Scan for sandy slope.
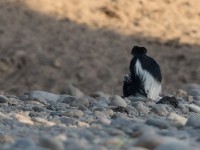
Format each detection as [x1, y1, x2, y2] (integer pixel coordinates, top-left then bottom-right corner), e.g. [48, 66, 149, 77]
[0, 0, 199, 95]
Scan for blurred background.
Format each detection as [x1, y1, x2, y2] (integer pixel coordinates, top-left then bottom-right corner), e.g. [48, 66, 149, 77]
[0, 0, 199, 95]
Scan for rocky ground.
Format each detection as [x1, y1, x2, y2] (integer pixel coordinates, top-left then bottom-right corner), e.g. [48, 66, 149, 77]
[0, 84, 200, 150]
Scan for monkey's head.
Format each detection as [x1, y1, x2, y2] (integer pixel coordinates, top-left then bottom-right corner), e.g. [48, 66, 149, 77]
[131, 46, 147, 55]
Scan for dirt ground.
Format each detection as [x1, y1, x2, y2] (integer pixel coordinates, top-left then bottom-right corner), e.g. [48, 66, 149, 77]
[0, 0, 199, 95]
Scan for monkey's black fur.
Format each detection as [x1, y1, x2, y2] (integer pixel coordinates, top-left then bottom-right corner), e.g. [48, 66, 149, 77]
[123, 46, 162, 98]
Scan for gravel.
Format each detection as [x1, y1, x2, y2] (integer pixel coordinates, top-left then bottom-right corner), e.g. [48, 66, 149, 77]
[1, 86, 200, 150]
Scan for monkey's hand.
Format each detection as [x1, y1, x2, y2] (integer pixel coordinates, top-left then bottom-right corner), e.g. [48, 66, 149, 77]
[123, 74, 132, 84]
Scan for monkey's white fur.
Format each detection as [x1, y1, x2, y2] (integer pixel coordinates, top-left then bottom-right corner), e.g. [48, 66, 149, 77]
[135, 59, 161, 100]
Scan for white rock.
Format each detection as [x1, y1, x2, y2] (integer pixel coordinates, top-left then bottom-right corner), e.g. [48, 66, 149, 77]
[186, 114, 200, 128]
[27, 91, 60, 103]
[110, 95, 127, 108]
[167, 112, 187, 127]
[185, 104, 200, 113]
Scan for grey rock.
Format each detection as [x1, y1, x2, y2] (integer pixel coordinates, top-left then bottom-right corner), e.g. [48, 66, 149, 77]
[94, 111, 108, 119]
[187, 89, 200, 101]
[91, 101, 108, 109]
[155, 142, 190, 150]
[135, 132, 164, 149]
[59, 117, 78, 125]
[167, 112, 187, 127]
[187, 89, 200, 96]
[32, 106, 44, 112]
[146, 118, 170, 129]
[61, 109, 84, 118]
[151, 104, 169, 117]
[110, 95, 127, 108]
[9, 138, 36, 150]
[105, 108, 114, 117]
[64, 84, 84, 98]
[133, 102, 150, 117]
[95, 96, 110, 104]
[175, 89, 187, 99]
[126, 105, 139, 117]
[0, 95, 8, 103]
[27, 91, 60, 103]
[186, 114, 200, 128]
[98, 118, 111, 125]
[39, 136, 64, 150]
[90, 91, 110, 99]
[186, 104, 200, 113]
[60, 95, 77, 104]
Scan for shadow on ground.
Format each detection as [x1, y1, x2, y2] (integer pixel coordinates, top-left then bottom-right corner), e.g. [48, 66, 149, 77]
[0, 0, 199, 95]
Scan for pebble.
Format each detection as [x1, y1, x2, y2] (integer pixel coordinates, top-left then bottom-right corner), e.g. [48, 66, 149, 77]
[135, 132, 164, 149]
[155, 142, 191, 150]
[39, 136, 64, 150]
[11, 113, 34, 125]
[133, 102, 150, 117]
[28, 91, 60, 103]
[186, 114, 200, 128]
[167, 112, 187, 127]
[110, 95, 127, 108]
[126, 105, 139, 117]
[146, 118, 170, 129]
[175, 89, 187, 99]
[0, 95, 8, 103]
[94, 111, 108, 119]
[151, 104, 169, 117]
[61, 109, 84, 118]
[186, 104, 200, 113]
[64, 84, 84, 98]
[31, 117, 55, 126]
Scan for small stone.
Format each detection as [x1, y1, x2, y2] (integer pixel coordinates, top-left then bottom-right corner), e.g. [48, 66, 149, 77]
[64, 84, 84, 98]
[146, 118, 170, 129]
[186, 104, 200, 113]
[10, 138, 36, 149]
[155, 142, 191, 150]
[59, 117, 78, 125]
[32, 106, 44, 112]
[94, 111, 107, 119]
[133, 102, 150, 117]
[135, 132, 163, 149]
[31, 117, 55, 126]
[0, 95, 8, 103]
[11, 113, 34, 125]
[0, 111, 12, 120]
[167, 112, 187, 127]
[110, 95, 127, 108]
[28, 91, 60, 103]
[175, 89, 187, 99]
[60, 95, 77, 104]
[0, 135, 14, 144]
[61, 110, 84, 118]
[186, 114, 200, 128]
[77, 121, 90, 127]
[98, 118, 111, 125]
[105, 108, 114, 117]
[151, 104, 169, 117]
[126, 105, 139, 117]
[95, 96, 110, 104]
[39, 136, 64, 150]
[187, 89, 200, 97]
[90, 91, 110, 99]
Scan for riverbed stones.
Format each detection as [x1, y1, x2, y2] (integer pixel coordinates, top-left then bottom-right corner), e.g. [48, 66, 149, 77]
[110, 95, 127, 108]
[1, 86, 200, 149]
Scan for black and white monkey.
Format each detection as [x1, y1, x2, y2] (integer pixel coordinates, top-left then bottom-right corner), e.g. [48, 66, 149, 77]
[123, 46, 162, 100]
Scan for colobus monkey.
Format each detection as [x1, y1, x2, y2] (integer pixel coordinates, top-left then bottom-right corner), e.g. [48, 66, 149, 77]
[123, 46, 162, 100]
